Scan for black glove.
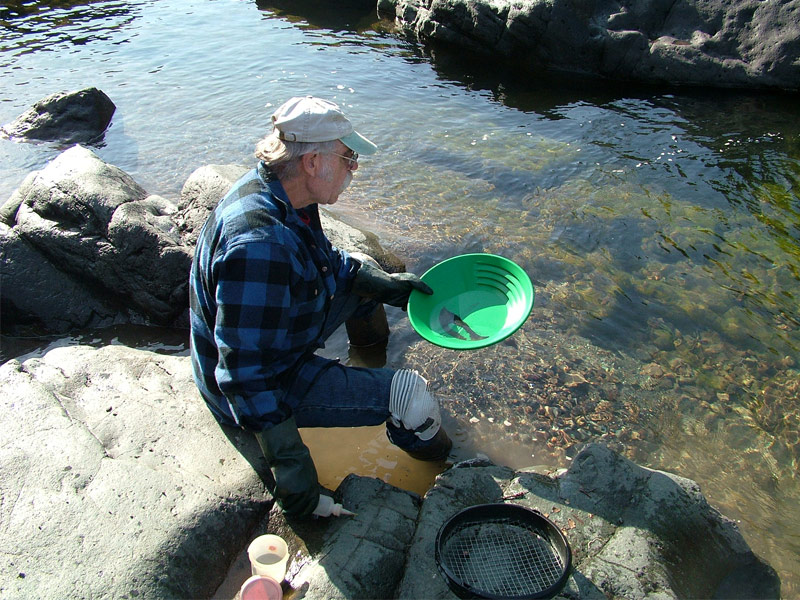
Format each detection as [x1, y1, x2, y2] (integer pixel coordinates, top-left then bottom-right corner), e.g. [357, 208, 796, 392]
[254, 416, 319, 517]
[352, 261, 433, 309]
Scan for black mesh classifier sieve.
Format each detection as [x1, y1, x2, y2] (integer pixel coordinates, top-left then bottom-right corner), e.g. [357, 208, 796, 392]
[435, 504, 572, 600]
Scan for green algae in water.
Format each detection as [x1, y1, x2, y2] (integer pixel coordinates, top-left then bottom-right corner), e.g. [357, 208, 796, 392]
[378, 120, 799, 591]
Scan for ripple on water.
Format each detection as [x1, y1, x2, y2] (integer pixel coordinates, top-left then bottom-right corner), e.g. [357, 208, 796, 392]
[1, 0, 798, 591]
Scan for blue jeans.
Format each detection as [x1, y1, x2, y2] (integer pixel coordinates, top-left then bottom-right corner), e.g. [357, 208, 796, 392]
[288, 292, 434, 454]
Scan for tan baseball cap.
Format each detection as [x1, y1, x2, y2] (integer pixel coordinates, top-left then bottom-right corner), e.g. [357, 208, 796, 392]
[271, 96, 378, 155]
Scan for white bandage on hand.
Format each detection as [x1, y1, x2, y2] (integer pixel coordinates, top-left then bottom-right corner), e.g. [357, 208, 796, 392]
[389, 369, 442, 441]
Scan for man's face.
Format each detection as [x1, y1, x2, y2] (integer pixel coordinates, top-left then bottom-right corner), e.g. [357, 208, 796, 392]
[313, 141, 357, 205]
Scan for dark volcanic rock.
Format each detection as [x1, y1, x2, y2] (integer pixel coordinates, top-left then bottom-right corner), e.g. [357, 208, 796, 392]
[1, 87, 116, 144]
[377, 0, 800, 91]
[0, 148, 405, 335]
[0, 146, 190, 333]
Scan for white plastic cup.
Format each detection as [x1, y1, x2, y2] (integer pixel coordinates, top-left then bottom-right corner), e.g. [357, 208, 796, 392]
[247, 534, 289, 581]
[240, 575, 283, 600]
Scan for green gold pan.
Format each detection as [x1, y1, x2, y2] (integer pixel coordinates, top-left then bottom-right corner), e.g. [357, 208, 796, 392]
[408, 254, 535, 350]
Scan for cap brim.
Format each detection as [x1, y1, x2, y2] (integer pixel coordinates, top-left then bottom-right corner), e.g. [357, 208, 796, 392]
[340, 130, 378, 155]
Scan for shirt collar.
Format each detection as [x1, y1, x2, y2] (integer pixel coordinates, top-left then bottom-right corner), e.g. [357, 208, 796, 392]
[257, 161, 313, 227]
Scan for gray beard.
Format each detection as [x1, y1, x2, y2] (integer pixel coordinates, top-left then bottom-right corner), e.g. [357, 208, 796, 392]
[319, 162, 353, 198]
[338, 171, 353, 195]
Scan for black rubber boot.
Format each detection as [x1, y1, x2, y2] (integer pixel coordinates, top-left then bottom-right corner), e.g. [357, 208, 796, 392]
[404, 427, 453, 462]
[346, 303, 390, 347]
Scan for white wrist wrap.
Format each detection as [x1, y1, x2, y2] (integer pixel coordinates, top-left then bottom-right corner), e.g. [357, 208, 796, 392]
[389, 369, 441, 441]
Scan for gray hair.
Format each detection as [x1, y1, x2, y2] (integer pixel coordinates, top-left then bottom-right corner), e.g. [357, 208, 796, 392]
[254, 132, 339, 180]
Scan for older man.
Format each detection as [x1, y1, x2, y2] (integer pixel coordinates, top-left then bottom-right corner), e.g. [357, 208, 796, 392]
[189, 96, 452, 517]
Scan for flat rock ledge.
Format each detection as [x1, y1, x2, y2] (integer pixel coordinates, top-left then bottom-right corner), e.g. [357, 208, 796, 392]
[377, 0, 800, 91]
[0, 343, 781, 599]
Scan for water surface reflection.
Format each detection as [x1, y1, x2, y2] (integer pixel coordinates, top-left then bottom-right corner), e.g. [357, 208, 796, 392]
[0, 0, 798, 592]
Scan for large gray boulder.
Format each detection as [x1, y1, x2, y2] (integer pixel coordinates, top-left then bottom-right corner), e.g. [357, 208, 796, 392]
[0, 343, 271, 599]
[0, 342, 780, 599]
[274, 475, 423, 600]
[174, 164, 251, 248]
[175, 163, 407, 273]
[0, 145, 190, 332]
[1, 88, 116, 144]
[377, 0, 800, 91]
[0, 148, 403, 335]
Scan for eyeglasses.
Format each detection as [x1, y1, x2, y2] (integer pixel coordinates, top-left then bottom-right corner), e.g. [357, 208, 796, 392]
[328, 151, 359, 169]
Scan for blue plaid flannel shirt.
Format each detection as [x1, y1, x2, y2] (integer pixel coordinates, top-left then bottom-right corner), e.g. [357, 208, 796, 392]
[189, 163, 360, 431]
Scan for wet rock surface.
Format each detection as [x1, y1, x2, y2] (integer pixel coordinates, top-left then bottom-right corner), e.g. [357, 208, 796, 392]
[377, 0, 800, 91]
[1, 88, 116, 144]
[0, 342, 780, 599]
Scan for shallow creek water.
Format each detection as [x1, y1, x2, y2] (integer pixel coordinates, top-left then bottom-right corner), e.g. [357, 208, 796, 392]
[1, 0, 798, 593]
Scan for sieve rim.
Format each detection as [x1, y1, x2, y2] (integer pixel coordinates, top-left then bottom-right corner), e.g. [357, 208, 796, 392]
[434, 503, 572, 600]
